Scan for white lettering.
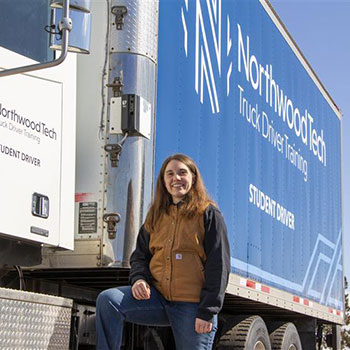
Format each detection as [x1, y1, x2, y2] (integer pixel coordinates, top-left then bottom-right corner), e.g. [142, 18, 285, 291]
[236, 24, 327, 167]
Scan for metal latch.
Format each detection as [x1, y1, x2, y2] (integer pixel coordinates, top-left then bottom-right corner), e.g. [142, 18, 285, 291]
[103, 213, 121, 239]
[104, 143, 122, 167]
[111, 6, 127, 30]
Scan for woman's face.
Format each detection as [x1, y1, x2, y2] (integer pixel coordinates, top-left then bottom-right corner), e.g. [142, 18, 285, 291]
[164, 160, 194, 204]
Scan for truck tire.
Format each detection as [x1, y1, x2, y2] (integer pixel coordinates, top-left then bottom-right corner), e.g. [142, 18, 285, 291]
[269, 323, 302, 350]
[215, 315, 271, 350]
[143, 326, 176, 350]
[143, 327, 165, 350]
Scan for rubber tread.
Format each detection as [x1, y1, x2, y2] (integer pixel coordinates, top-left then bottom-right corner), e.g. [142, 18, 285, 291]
[269, 323, 302, 350]
[270, 323, 288, 350]
[216, 315, 270, 349]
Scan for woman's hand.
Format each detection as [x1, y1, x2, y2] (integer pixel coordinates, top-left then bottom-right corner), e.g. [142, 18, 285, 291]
[131, 279, 151, 300]
[195, 318, 213, 333]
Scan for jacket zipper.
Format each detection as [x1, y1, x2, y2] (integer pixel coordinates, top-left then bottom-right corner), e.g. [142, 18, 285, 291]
[168, 206, 179, 300]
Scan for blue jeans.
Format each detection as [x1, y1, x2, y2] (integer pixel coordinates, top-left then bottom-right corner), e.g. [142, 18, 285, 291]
[96, 286, 218, 350]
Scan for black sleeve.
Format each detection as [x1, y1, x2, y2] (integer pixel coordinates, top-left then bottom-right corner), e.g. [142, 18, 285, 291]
[128, 225, 153, 286]
[196, 205, 231, 321]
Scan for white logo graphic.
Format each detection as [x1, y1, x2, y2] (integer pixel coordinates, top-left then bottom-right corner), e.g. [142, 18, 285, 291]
[182, 0, 233, 114]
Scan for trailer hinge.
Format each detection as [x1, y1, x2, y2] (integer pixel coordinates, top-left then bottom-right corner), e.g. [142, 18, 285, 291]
[104, 133, 128, 167]
[104, 143, 122, 167]
[106, 74, 123, 97]
[103, 213, 121, 239]
[111, 6, 127, 30]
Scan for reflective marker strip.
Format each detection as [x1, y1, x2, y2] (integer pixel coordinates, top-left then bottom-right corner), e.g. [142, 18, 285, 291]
[240, 278, 247, 287]
[261, 285, 270, 293]
[239, 280, 343, 318]
[75, 192, 94, 202]
[293, 296, 343, 316]
[329, 308, 344, 317]
[247, 280, 256, 289]
[293, 296, 313, 307]
[240, 278, 270, 293]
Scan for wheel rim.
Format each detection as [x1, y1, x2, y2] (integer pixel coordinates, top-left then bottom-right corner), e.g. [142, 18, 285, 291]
[288, 346, 297, 350]
[254, 341, 266, 350]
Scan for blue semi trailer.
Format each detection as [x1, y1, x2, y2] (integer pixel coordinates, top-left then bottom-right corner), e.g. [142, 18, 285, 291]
[0, 0, 343, 349]
[154, 0, 344, 348]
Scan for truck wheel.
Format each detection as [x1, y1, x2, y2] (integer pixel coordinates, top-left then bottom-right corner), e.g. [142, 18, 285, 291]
[215, 315, 271, 350]
[269, 323, 302, 350]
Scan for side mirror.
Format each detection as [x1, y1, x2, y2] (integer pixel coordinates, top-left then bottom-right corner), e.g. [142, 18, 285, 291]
[50, 0, 91, 13]
[50, 0, 91, 54]
[0, 0, 92, 78]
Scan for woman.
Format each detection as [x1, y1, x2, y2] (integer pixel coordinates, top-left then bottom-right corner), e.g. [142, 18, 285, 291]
[96, 154, 230, 350]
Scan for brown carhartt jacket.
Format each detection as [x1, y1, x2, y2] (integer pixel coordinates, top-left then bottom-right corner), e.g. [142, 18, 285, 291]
[129, 204, 230, 321]
[149, 204, 206, 302]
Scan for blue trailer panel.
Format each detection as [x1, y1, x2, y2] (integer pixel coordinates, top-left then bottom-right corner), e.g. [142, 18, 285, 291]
[155, 0, 343, 314]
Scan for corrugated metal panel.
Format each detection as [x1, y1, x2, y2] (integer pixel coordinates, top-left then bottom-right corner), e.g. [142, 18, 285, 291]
[110, 0, 158, 62]
[0, 288, 72, 349]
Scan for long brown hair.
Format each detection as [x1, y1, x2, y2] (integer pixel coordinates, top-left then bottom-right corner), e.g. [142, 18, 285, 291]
[144, 154, 216, 232]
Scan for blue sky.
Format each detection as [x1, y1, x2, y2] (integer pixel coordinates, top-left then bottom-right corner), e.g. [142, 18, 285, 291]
[268, 0, 350, 283]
